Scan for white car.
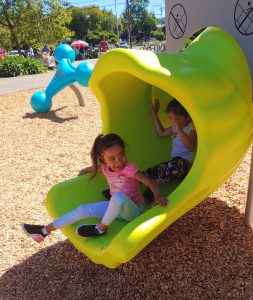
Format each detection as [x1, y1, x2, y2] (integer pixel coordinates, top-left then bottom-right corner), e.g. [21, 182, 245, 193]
[119, 41, 129, 49]
[7, 50, 26, 57]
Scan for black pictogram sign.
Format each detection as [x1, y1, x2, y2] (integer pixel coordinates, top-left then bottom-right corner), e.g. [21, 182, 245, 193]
[234, 0, 253, 35]
[168, 4, 187, 39]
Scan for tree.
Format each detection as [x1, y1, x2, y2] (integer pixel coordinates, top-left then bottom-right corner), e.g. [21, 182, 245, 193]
[0, 25, 12, 50]
[68, 6, 117, 40]
[0, 0, 72, 51]
[150, 30, 165, 41]
[121, 0, 157, 41]
[86, 30, 118, 46]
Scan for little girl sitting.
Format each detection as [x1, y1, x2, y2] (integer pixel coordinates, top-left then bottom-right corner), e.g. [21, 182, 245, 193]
[143, 98, 197, 183]
[22, 133, 167, 242]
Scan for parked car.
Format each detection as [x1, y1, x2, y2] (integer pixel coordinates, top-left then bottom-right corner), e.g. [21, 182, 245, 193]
[7, 50, 26, 57]
[119, 41, 129, 49]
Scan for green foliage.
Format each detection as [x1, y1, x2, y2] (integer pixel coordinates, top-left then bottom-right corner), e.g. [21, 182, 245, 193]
[0, 56, 46, 78]
[86, 30, 118, 46]
[21, 58, 47, 75]
[0, 0, 73, 51]
[0, 56, 24, 77]
[120, 0, 157, 40]
[0, 26, 12, 51]
[69, 6, 117, 40]
[150, 30, 165, 41]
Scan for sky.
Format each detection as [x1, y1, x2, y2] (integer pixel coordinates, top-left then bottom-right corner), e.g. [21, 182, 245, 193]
[66, 0, 166, 19]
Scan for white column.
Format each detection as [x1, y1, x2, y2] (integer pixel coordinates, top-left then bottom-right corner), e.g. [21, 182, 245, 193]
[245, 145, 253, 228]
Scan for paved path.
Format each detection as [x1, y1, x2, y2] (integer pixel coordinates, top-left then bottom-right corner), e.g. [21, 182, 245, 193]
[0, 58, 98, 96]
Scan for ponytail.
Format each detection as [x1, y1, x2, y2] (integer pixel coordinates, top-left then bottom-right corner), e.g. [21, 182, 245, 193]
[90, 134, 104, 179]
[90, 133, 125, 180]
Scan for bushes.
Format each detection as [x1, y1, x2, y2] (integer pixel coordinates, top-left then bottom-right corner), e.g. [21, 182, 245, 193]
[0, 56, 47, 78]
[150, 30, 165, 41]
[21, 58, 47, 75]
[86, 30, 118, 46]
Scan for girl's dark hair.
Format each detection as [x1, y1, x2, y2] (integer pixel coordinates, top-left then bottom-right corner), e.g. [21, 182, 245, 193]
[90, 133, 125, 179]
[166, 99, 189, 118]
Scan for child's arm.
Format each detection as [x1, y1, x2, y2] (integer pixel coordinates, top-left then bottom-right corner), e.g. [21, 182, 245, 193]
[78, 165, 102, 176]
[178, 129, 197, 151]
[172, 121, 197, 151]
[152, 99, 174, 137]
[134, 171, 168, 207]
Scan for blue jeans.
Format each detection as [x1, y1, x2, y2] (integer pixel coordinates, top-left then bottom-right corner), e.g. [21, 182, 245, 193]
[53, 192, 143, 229]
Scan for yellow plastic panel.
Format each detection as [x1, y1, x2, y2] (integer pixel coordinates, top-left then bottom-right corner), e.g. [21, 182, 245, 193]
[46, 27, 253, 268]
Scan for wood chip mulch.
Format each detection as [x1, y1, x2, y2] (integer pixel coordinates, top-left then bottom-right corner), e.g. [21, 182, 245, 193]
[0, 87, 252, 300]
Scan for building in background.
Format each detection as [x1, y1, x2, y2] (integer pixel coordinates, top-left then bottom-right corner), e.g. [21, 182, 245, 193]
[165, 0, 253, 85]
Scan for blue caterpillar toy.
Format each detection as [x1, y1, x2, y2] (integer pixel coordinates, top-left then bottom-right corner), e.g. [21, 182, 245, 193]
[31, 44, 94, 113]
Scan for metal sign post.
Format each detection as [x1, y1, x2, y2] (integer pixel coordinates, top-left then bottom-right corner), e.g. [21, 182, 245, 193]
[245, 145, 253, 228]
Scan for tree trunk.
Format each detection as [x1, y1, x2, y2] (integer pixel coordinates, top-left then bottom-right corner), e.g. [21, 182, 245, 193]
[2, 2, 21, 52]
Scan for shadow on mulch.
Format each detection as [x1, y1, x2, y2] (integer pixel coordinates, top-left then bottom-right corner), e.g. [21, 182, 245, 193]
[23, 107, 78, 123]
[1, 198, 253, 299]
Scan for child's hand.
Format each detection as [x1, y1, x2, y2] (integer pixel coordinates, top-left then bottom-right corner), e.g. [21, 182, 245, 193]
[152, 99, 160, 115]
[152, 195, 168, 207]
[170, 120, 183, 134]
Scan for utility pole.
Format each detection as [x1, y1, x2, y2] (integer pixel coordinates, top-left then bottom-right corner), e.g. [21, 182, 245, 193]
[115, 0, 120, 44]
[126, 0, 132, 48]
[153, 5, 165, 29]
[160, 6, 164, 29]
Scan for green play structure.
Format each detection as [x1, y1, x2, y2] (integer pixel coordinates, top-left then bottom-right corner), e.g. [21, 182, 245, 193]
[45, 27, 253, 268]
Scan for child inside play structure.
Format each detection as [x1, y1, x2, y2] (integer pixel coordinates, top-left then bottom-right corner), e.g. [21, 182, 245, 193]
[143, 98, 197, 183]
[102, 99, 197, 201]
[22, 133, 168, 242]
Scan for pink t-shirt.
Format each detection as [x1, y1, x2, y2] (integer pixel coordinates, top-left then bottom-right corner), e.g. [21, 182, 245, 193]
[101, 162, 144, 204]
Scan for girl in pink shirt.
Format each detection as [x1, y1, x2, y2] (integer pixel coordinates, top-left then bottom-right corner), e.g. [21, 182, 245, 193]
[22, 134, 167, 241]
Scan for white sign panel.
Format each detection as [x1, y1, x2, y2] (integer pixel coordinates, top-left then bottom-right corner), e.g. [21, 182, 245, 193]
[165, 0, 253, 84]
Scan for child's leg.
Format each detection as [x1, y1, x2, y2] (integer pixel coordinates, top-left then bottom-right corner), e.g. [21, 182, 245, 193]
[77, 192, 142, 237]
[46, 201, 110, 233]
[142, 163, 167, 202]
[143, 157, 191, 183]
[101, 192, 141, 225]
[164, 156, 192, 181]
[22, 201, 109, 242]
[142, 162, 169, 183]
[52, 201, 109, 230]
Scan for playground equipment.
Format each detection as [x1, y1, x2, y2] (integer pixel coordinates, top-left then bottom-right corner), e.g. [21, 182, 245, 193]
[45, 27, 253, 268]
[245, 147, 253, 228]
[30, 44, 94, 113]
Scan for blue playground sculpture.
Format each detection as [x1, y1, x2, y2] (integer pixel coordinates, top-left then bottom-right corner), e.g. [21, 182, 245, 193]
[30, 44, 94, 113]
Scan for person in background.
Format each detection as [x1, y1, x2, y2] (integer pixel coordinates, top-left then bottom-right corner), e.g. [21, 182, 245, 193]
[49, 47, 54, 56]
[79, 46, 86, 60]
[42, 44, 50, 54]
[33, 48, 40, 59]
[74, 46, 80, 60]
[28, 46, 34, 58]
[100, 38, 108, 52]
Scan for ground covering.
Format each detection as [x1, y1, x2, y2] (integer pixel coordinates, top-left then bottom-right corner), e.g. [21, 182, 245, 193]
[0, 87, 252, 299]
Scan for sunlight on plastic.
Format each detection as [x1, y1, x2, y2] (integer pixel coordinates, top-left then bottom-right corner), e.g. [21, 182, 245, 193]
[128, 213, 167, 242]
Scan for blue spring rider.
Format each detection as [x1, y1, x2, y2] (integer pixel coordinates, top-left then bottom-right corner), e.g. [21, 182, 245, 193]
[30, 44, 94, 113]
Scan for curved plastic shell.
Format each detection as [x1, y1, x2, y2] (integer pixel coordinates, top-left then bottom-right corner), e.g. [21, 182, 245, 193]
[45, 27, 253, 268]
